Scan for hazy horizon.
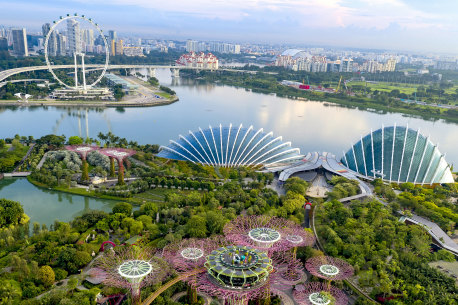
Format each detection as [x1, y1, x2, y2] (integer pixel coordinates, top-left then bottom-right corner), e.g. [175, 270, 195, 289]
[1, 0, 458, 54]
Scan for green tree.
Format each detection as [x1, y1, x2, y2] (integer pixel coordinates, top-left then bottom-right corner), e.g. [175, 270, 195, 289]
[0, 199, 24, 226]
[186, 215, 207, 238]
[112, 202, 133, 216]
[68, 136, 84, 145]
[38, 265, 55, 287]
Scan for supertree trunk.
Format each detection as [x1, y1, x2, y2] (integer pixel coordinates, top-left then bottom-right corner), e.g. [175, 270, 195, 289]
[109, 157, 116, 177]
[187, 284, 197, 304]
[118, 160, 125, 185]
[81, 158, 89, 181]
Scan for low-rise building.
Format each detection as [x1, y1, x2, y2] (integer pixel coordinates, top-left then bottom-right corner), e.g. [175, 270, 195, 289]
[176, 52, 218, 69]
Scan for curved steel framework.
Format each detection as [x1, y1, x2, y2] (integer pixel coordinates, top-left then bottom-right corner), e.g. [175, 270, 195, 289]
[65, 145, 98, 159]
[224, 215, 314, 253]
[157, 124, 302, 167]
[44, 14, 109, 90]
[92, 246, 169, 305]
[342, 125, 454, 184]
[205, 245, 273, 289]
[293, 283, 348, 305]
[305, 256, 354, 281]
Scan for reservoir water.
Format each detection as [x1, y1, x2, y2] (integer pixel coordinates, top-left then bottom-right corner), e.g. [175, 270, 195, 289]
[0, 68, 457, 226]
[0, 178, 117, 228]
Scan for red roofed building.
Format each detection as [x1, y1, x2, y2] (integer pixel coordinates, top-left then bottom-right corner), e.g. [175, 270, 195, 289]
[176, 51, 219, 70]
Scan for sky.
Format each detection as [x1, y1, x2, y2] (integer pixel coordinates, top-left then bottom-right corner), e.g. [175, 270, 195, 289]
[1, 0, 458, 54]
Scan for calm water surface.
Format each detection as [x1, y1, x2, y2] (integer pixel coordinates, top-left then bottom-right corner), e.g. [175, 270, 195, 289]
[0, 68, 457, 224]
[0, 178, 117, 228]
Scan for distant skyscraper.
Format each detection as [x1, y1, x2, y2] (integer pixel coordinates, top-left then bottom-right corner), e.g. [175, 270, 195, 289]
[11, 28, 28, 56]
[108, 30, 117, 42]
[56, 33, 66, 56]
[0, 38, 8, 51]
[186, 39, 198, 52]
[82, 29, 94, 46]
[67, 19, 81, 55]
[42, 23, 57, 56]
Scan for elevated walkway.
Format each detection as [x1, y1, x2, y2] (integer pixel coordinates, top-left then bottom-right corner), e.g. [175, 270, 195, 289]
[400, 213, 458, 256]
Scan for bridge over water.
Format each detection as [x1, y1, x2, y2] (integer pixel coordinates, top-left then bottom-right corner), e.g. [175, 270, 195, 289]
[0, 65, 260, 84]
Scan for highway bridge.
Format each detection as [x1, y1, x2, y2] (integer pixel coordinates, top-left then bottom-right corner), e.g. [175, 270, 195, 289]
[0, 64, 259, 84]
[0, 64, 210, 83]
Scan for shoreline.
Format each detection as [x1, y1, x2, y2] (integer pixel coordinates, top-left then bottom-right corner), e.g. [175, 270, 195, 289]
[0, 96, 179, 108]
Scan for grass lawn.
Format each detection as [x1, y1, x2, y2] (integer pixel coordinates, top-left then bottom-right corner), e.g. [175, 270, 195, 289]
[346, 81, 419, 94]
[154, 91, 173, 99]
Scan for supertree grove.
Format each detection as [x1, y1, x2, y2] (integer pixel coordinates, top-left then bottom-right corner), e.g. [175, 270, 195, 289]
[100, 148, 136, 185]
[65, 145, 98, 181]
[293, 282, 348, 305]
[92, 246, 169, 305]
[162, 236, 227, 303]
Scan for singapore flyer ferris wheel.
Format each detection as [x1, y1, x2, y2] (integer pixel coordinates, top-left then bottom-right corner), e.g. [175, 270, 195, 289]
[44, 13, 109, 92]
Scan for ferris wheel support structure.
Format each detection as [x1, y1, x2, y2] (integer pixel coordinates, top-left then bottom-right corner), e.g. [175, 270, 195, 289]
[44, 14, 109, 92]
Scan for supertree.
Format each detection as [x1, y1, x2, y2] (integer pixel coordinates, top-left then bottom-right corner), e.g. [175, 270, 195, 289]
[162, 236, 227, 304]
[278, 226, 316, 282]
[305, 256, 354, 290]
[100, 148, 136, 185]
[192, 244, 283, 305]
[65, 145, 98, 181]
[224, 215, 315, 255]
[293, 282, 348, 305]
[92, 246, 169, 305]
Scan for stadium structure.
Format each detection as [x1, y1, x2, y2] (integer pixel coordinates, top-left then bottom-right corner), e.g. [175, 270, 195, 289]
[157, 124, 302, 168]
[158, 124, 454, 186]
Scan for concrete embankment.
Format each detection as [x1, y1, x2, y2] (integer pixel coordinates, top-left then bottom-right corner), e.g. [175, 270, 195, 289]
[0, 96, 178, 108]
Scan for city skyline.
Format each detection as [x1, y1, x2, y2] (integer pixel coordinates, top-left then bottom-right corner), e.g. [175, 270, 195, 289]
[0, 0, 458, 54]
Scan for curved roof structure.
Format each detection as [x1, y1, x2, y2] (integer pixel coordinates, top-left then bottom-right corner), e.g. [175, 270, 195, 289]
[157, 124, 302, 167]
[341, 125, 454, 184]
[280, 49, 306, 57]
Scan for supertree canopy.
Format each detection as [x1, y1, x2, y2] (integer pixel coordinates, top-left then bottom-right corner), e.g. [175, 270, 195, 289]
[293, 282, 348, 305]
[162, 237, 227, 304]
[100, 148, 136, 185]
[205, 245, 273, 289]
[305, 256, 354, 282]
[92, 246, 169, 305]
[162, 236, 226, 275]
[65, 145, 98, 181]
[192, 245, 276, 305]
[224, 215, 315, 254]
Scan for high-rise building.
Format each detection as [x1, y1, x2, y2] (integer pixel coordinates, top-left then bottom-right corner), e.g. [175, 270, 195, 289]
[11, 28, 28, 56]
[67, 18, 81, 55]
[108, 30, 117, 42]
[56, 33, 67, 56]
[111, 39, 123, 56]
[0, 38, 8, 51]
[186, 39, 198, 52]
[82, 29, 94, 47]
[42, 23, 58, 56]
[384, 58, 396, 72]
